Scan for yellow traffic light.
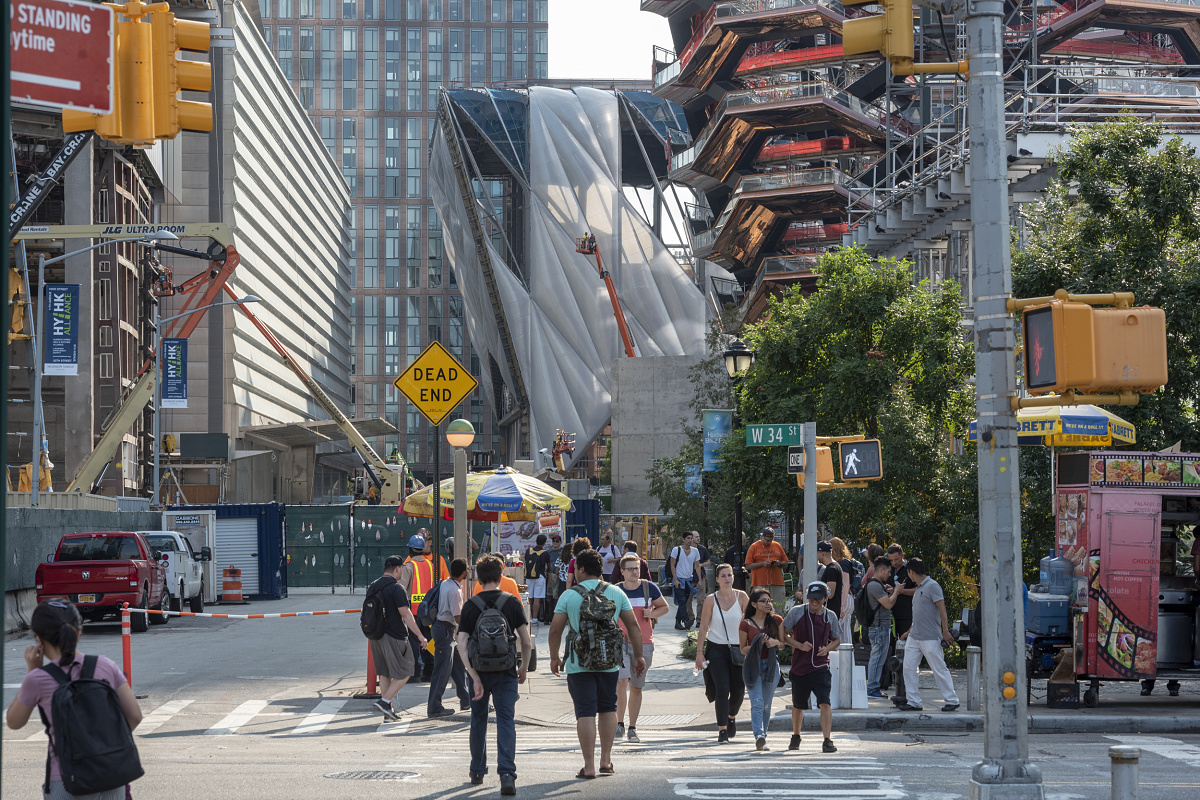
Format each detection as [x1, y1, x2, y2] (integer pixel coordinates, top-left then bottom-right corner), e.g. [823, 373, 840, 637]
[797, 446, 835, 488]
[150, 11, 213, 138]
[62, 1, 210, 145]
[842, 0, 966, 75]
[1023, 299, 1167, 396]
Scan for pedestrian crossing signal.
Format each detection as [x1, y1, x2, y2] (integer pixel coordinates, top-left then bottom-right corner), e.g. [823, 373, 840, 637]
[838, 440, 882, 481]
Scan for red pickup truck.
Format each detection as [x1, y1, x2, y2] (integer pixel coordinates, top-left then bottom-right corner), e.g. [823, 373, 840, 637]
[36, 532, 171, 632]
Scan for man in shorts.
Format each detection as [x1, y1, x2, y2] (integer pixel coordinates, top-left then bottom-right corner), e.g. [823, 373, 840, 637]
[525, 534, 548, 625]
[549, 549, 646, 779]
[782, 581, 841, 754]
[366, 555, 428, 721]
[615, 553, 669, 742]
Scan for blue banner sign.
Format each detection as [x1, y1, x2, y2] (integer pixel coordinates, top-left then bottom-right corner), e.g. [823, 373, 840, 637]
[161, 338, 188, 408]
[44, 284, 79, 376]
[702, 409, 733, 472]
[684, 464, 703, 496]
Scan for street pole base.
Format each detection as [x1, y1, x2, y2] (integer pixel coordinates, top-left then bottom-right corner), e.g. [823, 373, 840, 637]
[969, 778, 1045, 800]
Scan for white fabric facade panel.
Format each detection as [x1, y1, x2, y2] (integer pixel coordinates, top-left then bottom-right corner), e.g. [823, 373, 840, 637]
[431, 88, 705, 467]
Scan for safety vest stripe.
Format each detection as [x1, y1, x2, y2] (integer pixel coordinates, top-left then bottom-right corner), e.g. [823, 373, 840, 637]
[410, 558, 434, 603]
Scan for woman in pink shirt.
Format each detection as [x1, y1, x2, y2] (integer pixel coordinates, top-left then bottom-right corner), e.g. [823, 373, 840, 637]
[6, 600, 143, 799]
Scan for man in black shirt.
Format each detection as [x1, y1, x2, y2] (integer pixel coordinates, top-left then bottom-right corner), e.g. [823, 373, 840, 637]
[366, 555, 428, 721]
[458, 554, 531, 795]
[887, 544, 917, 638]
[816, 541, 845, 618]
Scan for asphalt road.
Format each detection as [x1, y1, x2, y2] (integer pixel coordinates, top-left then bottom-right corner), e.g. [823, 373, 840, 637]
[3, 594, 1200, 799]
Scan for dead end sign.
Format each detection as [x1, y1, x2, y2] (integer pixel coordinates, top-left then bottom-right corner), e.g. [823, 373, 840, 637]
[11, 0, 114, 113]
[393, 341, 478, 426]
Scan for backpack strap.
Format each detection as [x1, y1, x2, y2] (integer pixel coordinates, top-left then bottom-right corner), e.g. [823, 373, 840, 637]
[38, 662, 70, 687]
[37, 662, 72, 795]
[82, 654, 99, 681]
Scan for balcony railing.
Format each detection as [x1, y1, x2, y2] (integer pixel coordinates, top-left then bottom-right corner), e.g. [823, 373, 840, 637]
[671, 79, 906, 173]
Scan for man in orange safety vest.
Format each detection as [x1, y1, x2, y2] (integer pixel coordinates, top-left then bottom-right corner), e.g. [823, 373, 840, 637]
[400, 531, 449, 682]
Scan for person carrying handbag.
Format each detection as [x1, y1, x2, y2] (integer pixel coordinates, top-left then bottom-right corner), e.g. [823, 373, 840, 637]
[739, 588, 784, 751]
[693, 563, 749, 743]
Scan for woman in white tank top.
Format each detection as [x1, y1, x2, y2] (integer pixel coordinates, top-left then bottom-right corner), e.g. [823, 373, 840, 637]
[694, 563, 749, 743]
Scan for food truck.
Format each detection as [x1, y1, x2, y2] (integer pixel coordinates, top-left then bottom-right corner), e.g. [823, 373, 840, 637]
[1056, 451, 1200, 706]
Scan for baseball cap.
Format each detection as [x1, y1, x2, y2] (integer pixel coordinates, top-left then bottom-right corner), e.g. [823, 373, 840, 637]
[816, 540, 833, 552]
[407, 535, 426, 550]
[759, 528, 775, 536]
[806, 581, 829, 600]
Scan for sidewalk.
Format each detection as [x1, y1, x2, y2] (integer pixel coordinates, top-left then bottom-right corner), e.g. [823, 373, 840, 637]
[511, 618, 1200, 735]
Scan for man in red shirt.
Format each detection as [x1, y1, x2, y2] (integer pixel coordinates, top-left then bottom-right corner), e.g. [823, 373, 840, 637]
[744, 528, 789, 609]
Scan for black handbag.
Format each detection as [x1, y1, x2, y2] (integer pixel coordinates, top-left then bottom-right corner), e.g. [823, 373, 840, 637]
[717, 596, 746, 666]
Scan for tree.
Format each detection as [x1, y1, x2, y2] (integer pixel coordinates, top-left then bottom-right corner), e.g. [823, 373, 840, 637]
[1012, 116, 1200, 577]
[724, 247, 978, 567]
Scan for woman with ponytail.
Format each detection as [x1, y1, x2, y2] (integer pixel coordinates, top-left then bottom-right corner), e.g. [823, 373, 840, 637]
[6, 600, 142, 799]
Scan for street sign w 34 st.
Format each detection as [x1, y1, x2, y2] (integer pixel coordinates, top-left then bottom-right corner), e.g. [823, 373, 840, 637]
[11, 0, 114, 113]
[393, 341, 478, 426]
[746, 424, 803, 446]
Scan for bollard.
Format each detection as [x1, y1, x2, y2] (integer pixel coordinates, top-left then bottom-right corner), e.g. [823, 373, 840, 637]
[1110, 745, 1140, 800]
[121, 602, 132, 690]
[966, 646, 982, 711]
[838, 642, 855, 709]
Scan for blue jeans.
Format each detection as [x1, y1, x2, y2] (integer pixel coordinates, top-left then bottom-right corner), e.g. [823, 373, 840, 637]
[469, 671, 518, 778]
[674, 580, 694, 625]
[867, 622, 890, 693]
[428, 619, 472, 713]
[747, 657, 778, 739]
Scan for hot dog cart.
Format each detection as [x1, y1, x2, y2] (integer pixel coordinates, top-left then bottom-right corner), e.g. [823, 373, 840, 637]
[1055, 451, 1200, 707]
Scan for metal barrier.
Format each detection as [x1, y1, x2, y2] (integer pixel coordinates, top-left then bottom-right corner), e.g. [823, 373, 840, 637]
[1109, 746, 1141, 800]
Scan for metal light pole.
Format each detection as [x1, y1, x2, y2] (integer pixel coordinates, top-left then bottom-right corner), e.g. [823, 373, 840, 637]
[151, 296, 260, 505]
[960, 0, 1043, 795]
[28, 231, 178, 503]
[446, 418, 475, 595]
[802, 421, 817, 590]
[723, 339, 754, 588]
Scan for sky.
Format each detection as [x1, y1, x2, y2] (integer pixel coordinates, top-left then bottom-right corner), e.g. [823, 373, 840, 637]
[548, 1, 672, 81]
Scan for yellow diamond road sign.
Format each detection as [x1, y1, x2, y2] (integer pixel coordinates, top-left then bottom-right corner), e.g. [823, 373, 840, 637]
[393, 341, 478, 426]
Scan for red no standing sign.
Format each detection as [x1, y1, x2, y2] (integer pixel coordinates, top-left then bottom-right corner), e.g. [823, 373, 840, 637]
[10, 0, 114, 113]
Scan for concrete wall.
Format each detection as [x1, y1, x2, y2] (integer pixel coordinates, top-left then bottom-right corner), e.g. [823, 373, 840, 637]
[4, 507, 164, 631]
[610, 355, 702, 515]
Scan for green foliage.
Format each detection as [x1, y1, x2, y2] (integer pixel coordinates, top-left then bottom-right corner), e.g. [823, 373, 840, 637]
[726, 247, 978, 566]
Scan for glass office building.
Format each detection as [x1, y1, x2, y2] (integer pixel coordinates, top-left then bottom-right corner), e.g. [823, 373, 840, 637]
[261, 0, 548, 483]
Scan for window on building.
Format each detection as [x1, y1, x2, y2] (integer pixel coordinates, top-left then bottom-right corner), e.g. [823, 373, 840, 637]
[98, 325, 113, 348]
[300, 0, 314, 17]
[278, 0, 293, 16]
[343, 0, 356, 17]
[342, 28, 358, 108]
[299, 26, 315, 107]
[364, 28, 379, 109]
[428, 208, 443, 289]
[385, 117, 401, 196]
[512, 0, 526, 22]
[512, 28, 526, 78]
[448, 0, 462, 19]
[491, 28, 506, 79]
[533, 0, 546, 22]
[321, 0, 334, 17]
[470, 28, 485, 82]
[470, 0, 484, 20]
[449, 296, 463, 356]
[320, 116, 336, 158]
[97, 279, 111, 320]
[385, 205, 401, 287]
[263, 25, 272, 46]
[427, 296, 442, 344]
[406, 205, 421, 287]
[407, 296, 422, 361]
[491, 0, 504, 21]
[448, 28, 464, 83]
[406, 118, 422, 197]
[406, 0, 421, 19]
[384, 28, 401, 110]
[428, 0, 442, 19]
[534, 29, 547, 78]
[385, 0, 400, 19]
[364, 0, 377, 19]
[99, 352, 113, 379]
[276, 25, 294, 79]
[263, 0, 274, 16]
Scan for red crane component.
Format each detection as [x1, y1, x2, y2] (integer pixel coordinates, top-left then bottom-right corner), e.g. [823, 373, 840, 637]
[576, 235, 637, 358]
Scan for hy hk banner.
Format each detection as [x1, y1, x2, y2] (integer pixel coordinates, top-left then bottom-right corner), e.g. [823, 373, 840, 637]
[162, 338, 188, 408]
[44, 283, 79, 376]
[702, 409, 733, 472]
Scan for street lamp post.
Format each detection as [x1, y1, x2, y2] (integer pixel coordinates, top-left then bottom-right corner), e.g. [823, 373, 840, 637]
[152, 296, 260, 505]
[446, 418, 476, 595]
[28, 231, 179, 504]
[722, 339, 755, 590]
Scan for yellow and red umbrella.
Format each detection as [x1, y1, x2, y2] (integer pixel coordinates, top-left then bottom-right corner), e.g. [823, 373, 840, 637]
[400, 467, 573, 522]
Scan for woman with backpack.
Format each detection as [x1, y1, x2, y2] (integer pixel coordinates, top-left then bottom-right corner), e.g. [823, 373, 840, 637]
[739, 588, 783, 751]
[7, 600, 144, 800]
[693, 563, 749, 743]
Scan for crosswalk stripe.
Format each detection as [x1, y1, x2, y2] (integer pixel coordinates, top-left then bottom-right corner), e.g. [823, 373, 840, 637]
[138, 700, 194, 735]
[279, 699, 347, 736]
[377, 719, 411, 735]
[1106, 735, 1200, 769]
[668, 777, 905, 799]
[205, 700, 269, 735]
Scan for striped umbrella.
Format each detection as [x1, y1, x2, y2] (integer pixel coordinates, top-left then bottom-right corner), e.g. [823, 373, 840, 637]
[400, 467, 573, 522]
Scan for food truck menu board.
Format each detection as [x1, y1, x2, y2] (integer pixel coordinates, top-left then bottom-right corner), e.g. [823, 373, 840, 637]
[1089, 454, 1200, 488]
[1056, 489, 1089, 607]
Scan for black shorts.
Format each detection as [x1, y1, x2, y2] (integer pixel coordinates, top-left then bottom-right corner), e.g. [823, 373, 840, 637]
[567, 671, 619, 718]
[791, 669, 832, 710]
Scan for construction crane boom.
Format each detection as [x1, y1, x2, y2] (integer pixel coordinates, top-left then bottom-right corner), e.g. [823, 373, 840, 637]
[222, 286, 415, 504]
[576, 235, 637, 358]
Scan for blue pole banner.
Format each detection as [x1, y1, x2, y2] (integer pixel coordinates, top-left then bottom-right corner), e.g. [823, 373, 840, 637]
[702, 409, 733, 472]
[684, 464, 703, 496]
[44, 284, 79, 376]
[161, 338, 188, 409]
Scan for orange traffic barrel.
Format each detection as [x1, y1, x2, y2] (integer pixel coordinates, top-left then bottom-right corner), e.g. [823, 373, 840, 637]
[221, 566, 243, 603]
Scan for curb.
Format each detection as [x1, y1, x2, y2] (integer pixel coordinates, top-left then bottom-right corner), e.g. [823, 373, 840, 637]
[513, 711, 1200, 735]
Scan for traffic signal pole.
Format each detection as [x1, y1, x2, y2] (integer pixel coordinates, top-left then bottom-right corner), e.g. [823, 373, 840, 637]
[958, 0, 1044, 796]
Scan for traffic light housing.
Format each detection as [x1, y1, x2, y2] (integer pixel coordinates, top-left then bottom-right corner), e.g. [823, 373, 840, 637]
[1022, 299, 1168, 395]
[838, 440, 883, 481]
[62, 2, 211, 145]
[797, 446, 835, 488]
[150, 10, 213, 137]
[842, 0, 915, 73]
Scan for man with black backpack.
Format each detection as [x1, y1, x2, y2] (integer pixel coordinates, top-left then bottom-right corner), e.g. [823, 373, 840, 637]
[363, 555, 428, 721]
[549, 548, 646, 780]
[457, 554, 531, 796]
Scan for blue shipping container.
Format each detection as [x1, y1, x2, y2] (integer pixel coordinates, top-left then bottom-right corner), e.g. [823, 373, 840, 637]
[565, 499, 600, 546]
[183, 503, 287, 601]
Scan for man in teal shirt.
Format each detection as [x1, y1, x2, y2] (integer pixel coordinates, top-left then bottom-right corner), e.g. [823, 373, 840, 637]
[549, 548, 646, 779]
